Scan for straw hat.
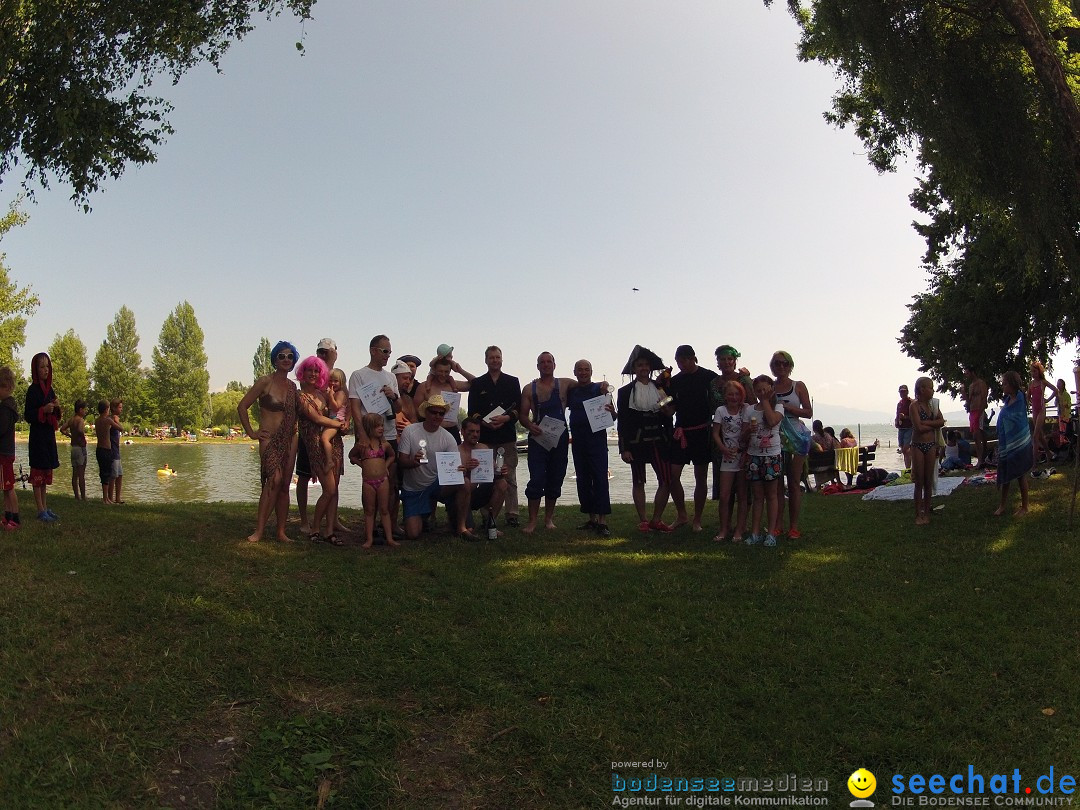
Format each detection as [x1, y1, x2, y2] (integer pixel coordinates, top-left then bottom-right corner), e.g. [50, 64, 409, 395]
[418, 393, 451, 417]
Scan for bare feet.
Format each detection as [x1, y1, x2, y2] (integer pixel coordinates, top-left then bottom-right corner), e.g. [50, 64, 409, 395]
[299, 524, 312, 536]
[1014, 506, 1028, 516]
[522, 522, 537, 534]
[672, 516, 689, 529]
[277, 533, 293, 543]
[387, 537, 400, 546]
[691, 523, 704, 533]
[993, 507, 1006, 517]
[246, 533, 260, 543]
[362, 540, 374, 549]
[544, 520, 557, 530]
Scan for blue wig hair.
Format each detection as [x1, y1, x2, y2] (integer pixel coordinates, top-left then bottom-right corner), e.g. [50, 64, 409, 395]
[270, 340, 299, 370]
[296, 355, 329, 389]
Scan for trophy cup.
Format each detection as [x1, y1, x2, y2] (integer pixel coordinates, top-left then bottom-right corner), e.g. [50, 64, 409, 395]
[418, 438, 428, 464]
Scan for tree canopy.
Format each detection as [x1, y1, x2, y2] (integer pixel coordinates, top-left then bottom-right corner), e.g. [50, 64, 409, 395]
[47, 329, 89, 413]
[90, 306, 151, 425]
[2, 0, 314, 204]
[0, 200, 39, 377]
[150, 301, 209, 432]
[771, 0, 1080, 393]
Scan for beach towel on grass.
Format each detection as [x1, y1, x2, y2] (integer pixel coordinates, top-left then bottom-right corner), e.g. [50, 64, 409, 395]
[861, 477, 966, 501]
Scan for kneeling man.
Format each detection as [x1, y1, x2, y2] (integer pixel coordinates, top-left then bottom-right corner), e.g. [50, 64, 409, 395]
[452, 417, 508, 539]
[398, 394, 459, 540]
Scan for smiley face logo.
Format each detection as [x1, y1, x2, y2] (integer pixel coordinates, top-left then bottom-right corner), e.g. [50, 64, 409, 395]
[848, 768, 876, 798]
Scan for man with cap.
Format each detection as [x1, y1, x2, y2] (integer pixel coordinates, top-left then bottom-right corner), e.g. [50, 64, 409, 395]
[894, 383, 914, 469]
[667, 344, 718, 532]
[396, 355, 422, 402]
[348, 335, 403, 536]
[297, 337, 339, 535]
[467, 345, 522, 527]
[391, 360, 419, 430]
[397, 393, 460, 539]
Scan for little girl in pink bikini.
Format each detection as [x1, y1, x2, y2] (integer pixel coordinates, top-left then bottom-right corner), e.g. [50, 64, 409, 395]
[356, 413, 398, 549]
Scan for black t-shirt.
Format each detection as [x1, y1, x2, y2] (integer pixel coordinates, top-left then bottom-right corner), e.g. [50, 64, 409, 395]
[669, 366, 718, 427]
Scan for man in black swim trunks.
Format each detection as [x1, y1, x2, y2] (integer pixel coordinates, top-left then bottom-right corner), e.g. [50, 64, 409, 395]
[667, 344, 718, 532]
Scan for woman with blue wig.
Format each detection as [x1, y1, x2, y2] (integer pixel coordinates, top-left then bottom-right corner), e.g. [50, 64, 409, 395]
[238, 340, 300, 542]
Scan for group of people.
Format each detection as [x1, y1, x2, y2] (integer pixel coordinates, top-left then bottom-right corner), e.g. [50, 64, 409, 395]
[891, 363, 1075, 523]
[235, 338, 818, 548]
[17, 339, 1071, 539]
[9, 352, 129, 527]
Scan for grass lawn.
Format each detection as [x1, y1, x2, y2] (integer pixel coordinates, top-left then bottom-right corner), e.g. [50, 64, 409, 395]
[2, 474, 1078, 809]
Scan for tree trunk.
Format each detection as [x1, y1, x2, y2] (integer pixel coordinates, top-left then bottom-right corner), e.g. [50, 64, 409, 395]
[991, 0, 1080, 194]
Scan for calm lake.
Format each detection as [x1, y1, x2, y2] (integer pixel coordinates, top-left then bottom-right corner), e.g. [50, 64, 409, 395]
[17, 423, 903, 506]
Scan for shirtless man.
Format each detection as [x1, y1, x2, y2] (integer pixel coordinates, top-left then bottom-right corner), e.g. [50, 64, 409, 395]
[519, 352, 577, 533]
[449, 417, 508, 538]
[964, 369, 989, 467]
[61, 399, 89, 500]
[413, 355, 476, 442]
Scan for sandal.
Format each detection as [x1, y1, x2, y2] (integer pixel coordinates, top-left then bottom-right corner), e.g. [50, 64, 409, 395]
[638, 520, 651, 532]
[326, 533, 343, 547]
[310, 532, 323, 543]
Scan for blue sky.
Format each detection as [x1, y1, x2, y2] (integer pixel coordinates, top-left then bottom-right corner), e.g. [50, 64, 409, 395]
[5, 1, 1072, 422]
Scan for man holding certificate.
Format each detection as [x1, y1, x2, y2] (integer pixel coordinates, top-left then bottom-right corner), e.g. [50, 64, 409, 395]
[567, 359, 614, 537]
[519, 352, 576, 534]
[397, 394, 459, 540]
[448, 417, 508, 539]
[467, 346, 522, 527]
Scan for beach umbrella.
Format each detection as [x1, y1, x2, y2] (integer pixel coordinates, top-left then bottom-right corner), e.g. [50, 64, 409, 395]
[621, 345, 665, 376]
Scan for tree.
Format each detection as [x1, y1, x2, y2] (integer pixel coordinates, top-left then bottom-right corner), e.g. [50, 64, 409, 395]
[252, 338, 273, 381]
[47, 329, 89, 413]
[90, 306, 151, 424]
[150, 301, 210, 432]
[2, 1, 315, 205]
[210, 389, 245, 429]
[0, 200, 40, 377]
[770, 0, 1080, 384]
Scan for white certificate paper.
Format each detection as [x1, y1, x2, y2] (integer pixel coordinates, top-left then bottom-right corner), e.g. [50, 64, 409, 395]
[534, 416, 567, 451]
[441, 391, 461, 424]
[359, 380, 391, 415]
[435, 452, 464, 485]
[584, 394, 614, 433]
[483, 405, 506, 424]
[471, 449, 494, 483]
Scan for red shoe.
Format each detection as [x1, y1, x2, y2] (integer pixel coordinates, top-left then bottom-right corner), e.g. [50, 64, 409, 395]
[638, 521, 651, 532]
[788, 529, 802, 540]
[648, 520, 675, 533]
[1, 519, 16, 531]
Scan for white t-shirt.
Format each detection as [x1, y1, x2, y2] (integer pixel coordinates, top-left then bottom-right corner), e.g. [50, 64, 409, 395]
[398, 422, 457, 490]
[747, 405, 782, 457]
[348, 366, 400, 439]
[713, 404, 754, 471]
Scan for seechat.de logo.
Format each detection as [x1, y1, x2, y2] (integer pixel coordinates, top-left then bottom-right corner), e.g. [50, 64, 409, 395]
[848, 768, 877, 807]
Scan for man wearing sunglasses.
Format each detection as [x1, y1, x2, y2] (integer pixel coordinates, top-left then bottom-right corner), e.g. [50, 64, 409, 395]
[349, 335, 403, 536]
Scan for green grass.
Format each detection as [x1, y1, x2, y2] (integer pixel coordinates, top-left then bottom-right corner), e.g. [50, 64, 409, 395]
[1, 476, 1079, 808]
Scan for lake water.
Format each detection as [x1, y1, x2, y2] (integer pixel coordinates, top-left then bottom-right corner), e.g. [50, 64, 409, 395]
[16, 422, 905, 506]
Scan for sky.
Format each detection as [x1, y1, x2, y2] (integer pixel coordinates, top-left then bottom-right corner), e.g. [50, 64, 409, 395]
[4, 1, 1075, 424]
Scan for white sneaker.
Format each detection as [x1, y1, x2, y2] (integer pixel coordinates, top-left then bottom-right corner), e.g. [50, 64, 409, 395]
[764, 534, 777, 547]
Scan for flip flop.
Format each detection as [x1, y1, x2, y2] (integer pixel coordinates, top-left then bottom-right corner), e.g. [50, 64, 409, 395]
[325, 534, 343, 546]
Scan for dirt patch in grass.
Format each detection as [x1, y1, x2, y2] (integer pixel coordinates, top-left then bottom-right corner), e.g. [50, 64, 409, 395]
[393, 707, 511, 810]
[149, 700, 257, 808]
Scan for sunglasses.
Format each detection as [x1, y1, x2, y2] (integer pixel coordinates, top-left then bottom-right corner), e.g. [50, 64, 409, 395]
[277, 353, 295, 361]
[427, 410, 447, 417]
[374, 348, 392, 355]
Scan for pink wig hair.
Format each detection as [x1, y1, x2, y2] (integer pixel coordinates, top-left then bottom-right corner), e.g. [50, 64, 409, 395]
[295, 355, 329, 389]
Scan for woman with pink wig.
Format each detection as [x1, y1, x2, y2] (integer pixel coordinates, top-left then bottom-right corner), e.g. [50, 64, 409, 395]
[296, 355, 348, 546]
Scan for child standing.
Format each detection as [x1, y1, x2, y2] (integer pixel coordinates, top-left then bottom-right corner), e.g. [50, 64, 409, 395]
[25, 352, 61, 523]
[710, 380, 752, 542]
[61, 399, 89, 500]
[109, 398, 125, 504]
[909, 377, 945, 525]
[995, 370, 1033, 517]
[0, 367, 21, 530]
[743, 375, 783, 547]
[94, 401, 116, 503]
[356, 413, 398, 549]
